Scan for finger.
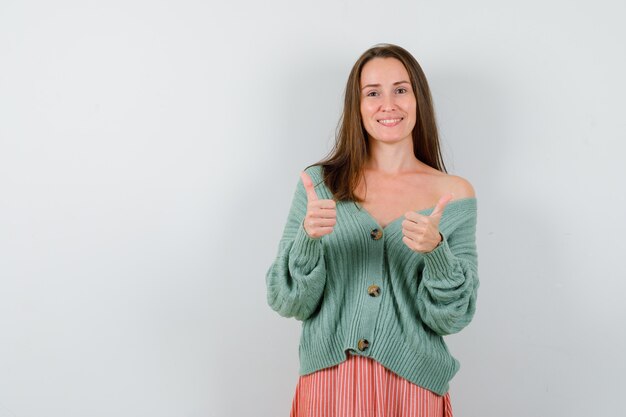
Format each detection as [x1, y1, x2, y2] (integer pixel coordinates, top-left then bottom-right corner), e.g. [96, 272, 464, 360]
[300, 171, 319, 202]
[429, 193, 454, 218]
[309, 206, 337, 218]
[401, 235, 415, 250]
[401, 218, 427, 234]
[403, 211, 430, 224]
[310, 199, 336, 210]
[306, 216, 337, 228]
[403, 217, 429, 236]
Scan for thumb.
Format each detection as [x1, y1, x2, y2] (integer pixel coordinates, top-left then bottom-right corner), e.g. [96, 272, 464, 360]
[430, 193, 454, 218]
[300, 171, 319, 202]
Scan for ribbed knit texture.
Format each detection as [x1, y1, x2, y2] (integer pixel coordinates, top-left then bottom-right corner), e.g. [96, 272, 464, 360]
[266, 165, 479, 396]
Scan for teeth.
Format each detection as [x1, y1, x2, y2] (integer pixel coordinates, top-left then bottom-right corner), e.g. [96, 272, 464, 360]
[378, 118, 402, 124]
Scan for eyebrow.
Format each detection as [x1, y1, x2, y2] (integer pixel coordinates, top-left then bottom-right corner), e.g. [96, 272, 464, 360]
[361, 80, 410, 90]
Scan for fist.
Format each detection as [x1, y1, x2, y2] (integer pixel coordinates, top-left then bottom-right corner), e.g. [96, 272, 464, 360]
[401, 193, 454, 253]
[300, 171, 337, 238]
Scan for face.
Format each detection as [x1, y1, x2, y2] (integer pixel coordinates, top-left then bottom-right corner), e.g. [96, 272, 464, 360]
[359, 57, 417, 144]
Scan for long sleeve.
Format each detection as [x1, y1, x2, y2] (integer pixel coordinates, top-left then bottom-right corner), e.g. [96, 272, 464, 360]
[417, 208, 479, 336]
[265, 173, 327, 321]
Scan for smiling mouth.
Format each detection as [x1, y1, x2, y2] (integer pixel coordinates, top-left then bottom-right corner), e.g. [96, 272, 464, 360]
[377, 118, 403, 126]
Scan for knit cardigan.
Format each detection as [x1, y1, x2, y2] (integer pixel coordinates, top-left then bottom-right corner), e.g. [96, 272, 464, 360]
[265, 164, 479, 395]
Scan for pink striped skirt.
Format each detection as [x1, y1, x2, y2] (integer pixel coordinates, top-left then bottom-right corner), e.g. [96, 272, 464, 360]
[290, 351, 453, 417]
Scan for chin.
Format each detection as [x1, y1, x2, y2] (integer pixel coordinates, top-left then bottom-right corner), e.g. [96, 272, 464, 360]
[373, 132, 411, 142]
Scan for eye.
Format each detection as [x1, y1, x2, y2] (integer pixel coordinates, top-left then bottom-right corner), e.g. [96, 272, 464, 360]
[366, 91, 379, 97]
[396, 87, 408, 94]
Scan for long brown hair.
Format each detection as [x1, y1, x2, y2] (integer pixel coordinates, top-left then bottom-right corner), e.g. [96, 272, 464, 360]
[306, 43, 447, 203]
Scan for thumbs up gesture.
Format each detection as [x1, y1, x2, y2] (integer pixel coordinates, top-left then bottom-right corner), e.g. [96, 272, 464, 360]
[300, 171, 337, 239]
[401, 193, 454, 253]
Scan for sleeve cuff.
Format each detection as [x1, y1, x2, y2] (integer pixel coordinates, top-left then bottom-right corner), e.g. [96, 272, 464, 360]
[289, 220, 323, 271]
[422, 232, 456, 274]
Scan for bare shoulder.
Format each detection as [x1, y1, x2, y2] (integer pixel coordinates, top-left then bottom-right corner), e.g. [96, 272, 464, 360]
[443, 174, 476, 199]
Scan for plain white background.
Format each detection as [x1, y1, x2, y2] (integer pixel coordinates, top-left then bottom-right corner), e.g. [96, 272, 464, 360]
[1, 0, 625, 416]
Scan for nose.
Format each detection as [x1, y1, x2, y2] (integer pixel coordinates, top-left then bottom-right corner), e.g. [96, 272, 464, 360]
[381, 93, 397, 111]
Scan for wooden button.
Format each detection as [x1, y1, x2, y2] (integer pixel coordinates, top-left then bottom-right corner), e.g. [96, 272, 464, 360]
[367, 285, 381, 297]
[370, 228, 383, 240]
[357, 338, 370, 351]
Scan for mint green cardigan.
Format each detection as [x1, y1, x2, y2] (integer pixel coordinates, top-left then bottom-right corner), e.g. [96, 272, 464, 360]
[265, 164, 479, 395]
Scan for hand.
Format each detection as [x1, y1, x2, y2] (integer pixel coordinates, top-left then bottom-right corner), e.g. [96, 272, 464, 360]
[401, 193, 454, 253]
[300, 171, 337, 238]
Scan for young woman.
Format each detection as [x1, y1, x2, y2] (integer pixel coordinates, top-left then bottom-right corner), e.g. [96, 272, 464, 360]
[266, 43, 479, 417]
